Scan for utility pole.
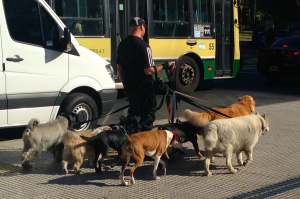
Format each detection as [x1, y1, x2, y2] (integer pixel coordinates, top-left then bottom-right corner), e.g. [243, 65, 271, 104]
[253, 0, 256, 25]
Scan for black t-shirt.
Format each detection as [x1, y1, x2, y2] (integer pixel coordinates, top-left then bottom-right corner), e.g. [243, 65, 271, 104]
[117, 35, 155, 86]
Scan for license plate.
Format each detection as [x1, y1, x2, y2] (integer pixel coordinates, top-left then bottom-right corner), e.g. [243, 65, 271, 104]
[269, 66, 278, 71]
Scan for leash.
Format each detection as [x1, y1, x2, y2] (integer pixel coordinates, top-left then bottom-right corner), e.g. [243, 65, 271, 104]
[177, 92, 231, 118]
[174, 91, 226, 108]
[162, 64, 231, 119]
[74, 103, 130, 127]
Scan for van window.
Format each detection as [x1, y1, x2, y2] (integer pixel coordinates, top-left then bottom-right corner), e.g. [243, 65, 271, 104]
[3, 0, 60, 50]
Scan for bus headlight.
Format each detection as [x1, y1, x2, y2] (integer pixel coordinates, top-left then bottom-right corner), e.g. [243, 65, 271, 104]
[105, 64, 114, 79]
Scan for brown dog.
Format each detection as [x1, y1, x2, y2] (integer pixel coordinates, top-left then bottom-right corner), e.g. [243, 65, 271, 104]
[120, 130, 182, 186]
[62, 126, 111, 174]
[184, 95, 255, 127]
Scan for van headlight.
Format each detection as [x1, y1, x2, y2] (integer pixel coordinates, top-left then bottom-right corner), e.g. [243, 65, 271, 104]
[105, 64, 114, 79]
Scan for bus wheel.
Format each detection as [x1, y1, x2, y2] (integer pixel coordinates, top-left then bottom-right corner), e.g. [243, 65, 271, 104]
[175, 56, 199, 94]
[60, 93, 98, 131]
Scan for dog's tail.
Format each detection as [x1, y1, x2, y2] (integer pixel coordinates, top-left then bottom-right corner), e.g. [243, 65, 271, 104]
[80, 135, 92, 142]
[183, 109, 211, 127]
[122, 134, 133, 153]
[27, 118, 40, 130]
[63, 131, 81, 146]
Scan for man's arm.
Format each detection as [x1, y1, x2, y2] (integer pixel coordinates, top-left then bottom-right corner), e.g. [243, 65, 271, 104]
[117, 64, 124, 83]
[144, 61, 175, 76]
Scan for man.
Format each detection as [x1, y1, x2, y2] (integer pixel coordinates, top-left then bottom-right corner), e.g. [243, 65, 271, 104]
[117, 17, 175, 131]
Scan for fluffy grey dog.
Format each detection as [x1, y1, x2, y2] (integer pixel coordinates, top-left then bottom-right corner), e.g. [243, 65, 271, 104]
[203, 112, 269, 176]
[21, 113, 74, 169]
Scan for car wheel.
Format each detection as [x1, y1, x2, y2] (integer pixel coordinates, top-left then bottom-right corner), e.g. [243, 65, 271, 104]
[60, 93, 98, 131]
[174, 56, 200, 94]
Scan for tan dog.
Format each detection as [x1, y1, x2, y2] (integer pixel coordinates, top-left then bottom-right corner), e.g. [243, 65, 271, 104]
[184, 95, 255, 127]
[62, 126, 111, 174]
[120, 130, 182, 186]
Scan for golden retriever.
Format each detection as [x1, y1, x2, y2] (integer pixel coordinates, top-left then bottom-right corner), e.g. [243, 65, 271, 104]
[184, 95, 255, 128]
[61, 126, 111, 174]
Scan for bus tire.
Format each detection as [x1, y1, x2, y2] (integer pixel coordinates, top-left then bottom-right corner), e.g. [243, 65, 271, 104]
[60, 93, 98, 131]
[175, 56, 200, 94]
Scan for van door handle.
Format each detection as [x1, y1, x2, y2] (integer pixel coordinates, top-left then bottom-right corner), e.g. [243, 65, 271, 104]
[6, 57, 24, 62]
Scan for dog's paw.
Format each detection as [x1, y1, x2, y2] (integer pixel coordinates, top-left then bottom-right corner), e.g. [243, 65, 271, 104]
[204, 172, 213, 177]
[121, 181, 129, 186]
[197, 152, 204, 159]
[229, 168, 238, 174]
[243, 160, 252, 166]
[21, 163, 33, 170]
[75, 170, 83, 174]
[130, 179, 136, 185]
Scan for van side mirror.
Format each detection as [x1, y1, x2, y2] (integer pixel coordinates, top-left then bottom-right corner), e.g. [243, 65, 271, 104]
[62, 27, 72, 52]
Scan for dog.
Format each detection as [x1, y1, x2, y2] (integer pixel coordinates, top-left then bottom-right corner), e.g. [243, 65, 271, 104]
[184, 95, 256, 127]
[158, 121, 204, 159]
[120, 130, 182, 186]
[61, 125, 112, 174]
[203, 112, 269, 176]
[21, 113, 75, 169]
[80, 125, 139, 173]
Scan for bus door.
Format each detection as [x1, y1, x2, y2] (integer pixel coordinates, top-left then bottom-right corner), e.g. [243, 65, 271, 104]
[214, 0, 233, 76]
[111, 0, 147, 69]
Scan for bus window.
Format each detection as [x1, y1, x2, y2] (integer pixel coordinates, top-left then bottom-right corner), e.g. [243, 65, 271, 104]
[193, 0, 211, 23]
[53, 0, 105, 36]
[153, 0, 189, 38]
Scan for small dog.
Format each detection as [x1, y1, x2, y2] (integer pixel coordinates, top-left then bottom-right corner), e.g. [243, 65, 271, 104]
[80, 125, 138, 173]
[184, 95, 256, 127]
[203, 112, 269, 176]
[158, 121, 204, 159]
[21, 113, 75, 169]
[120, 130, 182, 186]
[61, 126, 111, 174]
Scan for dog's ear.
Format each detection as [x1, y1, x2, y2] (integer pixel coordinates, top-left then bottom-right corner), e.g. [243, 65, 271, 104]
[259, 113, 269, 132]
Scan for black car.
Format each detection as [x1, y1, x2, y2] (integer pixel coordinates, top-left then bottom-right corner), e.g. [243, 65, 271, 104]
[257, 36, 300, 84]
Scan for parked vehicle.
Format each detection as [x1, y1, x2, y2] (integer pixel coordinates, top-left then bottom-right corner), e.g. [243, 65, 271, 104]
[0, 0, 118, 130]
[256, 29, 290, 48]
[257, 36, 300, 84]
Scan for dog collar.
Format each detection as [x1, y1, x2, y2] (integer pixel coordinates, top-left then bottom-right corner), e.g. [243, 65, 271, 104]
[170, 131, 176, 144]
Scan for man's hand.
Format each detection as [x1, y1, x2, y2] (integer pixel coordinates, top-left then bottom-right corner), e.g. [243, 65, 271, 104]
[163, 61, 176, 70]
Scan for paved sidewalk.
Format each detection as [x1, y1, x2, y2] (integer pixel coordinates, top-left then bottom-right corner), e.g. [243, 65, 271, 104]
[1, 101, 300, 198]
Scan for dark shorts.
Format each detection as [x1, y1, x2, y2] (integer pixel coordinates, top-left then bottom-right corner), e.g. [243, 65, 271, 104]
[123, 81, 157, 129]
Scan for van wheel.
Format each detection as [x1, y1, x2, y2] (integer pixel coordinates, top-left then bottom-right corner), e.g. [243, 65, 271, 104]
[60, 93, 98, 131]
[175, 56, 200, 94]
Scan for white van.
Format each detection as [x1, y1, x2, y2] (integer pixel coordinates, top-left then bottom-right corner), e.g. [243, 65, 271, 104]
[0, 0, 117, 130]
